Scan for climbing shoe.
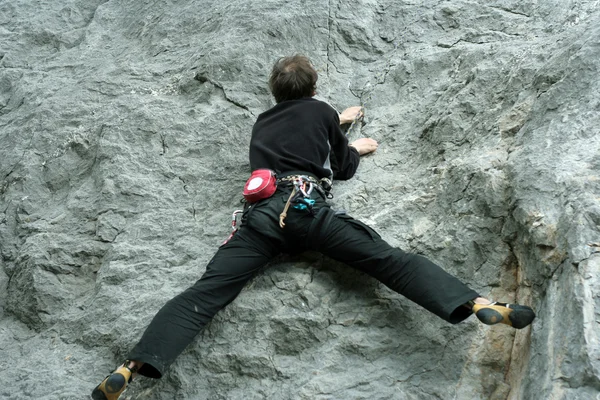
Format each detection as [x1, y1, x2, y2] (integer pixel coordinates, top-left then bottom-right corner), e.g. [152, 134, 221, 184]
[472, 302, 535, 329]
[91, 364, 134, 400]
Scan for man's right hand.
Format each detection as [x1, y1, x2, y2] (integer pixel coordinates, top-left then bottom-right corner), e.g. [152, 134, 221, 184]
[349, 138, 378, 155]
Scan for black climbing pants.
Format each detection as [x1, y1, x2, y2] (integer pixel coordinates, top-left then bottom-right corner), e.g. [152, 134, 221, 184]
[128, 186, 479, 378]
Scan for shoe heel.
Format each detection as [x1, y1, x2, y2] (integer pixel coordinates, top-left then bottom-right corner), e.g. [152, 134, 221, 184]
[475, 307, 505, 325]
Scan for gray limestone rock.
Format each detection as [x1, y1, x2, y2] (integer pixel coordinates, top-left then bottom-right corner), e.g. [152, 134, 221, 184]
[0, 1, 599, 399]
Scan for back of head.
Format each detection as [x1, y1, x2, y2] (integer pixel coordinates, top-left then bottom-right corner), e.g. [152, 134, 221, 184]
[269, 55, 318, 103]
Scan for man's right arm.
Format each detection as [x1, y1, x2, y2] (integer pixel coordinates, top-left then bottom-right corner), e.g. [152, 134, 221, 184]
[328, 113, 377, 180]
[349, 137, 378, 155]
[328, 111, 360, 180]
[338, 106, 378, 155]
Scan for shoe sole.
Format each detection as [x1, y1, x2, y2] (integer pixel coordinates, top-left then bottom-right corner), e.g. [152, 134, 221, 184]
[507, 305, 536, 329]
[91, 371, 128, 400]
[474, 304, 535, 329]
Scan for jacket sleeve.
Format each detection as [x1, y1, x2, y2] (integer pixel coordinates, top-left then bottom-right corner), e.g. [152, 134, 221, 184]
[328, 112, 360, 180]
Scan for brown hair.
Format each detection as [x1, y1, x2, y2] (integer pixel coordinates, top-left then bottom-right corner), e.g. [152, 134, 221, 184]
[269, 55, 318, 103]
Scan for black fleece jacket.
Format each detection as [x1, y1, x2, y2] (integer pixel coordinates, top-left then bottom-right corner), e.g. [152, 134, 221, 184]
[249, 97, 360, 180]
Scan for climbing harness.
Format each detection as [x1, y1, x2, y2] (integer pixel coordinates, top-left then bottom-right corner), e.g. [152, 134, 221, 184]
[278, 174, 332, 199]
[237, 171, 334, 230]
[278, 175, 319, 228]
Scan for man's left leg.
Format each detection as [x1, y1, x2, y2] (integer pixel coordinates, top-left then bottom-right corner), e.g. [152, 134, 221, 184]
[92, 226, 280, 399]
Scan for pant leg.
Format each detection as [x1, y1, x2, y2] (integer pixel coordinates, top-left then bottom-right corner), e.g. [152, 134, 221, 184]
[128, 226, 279, 378]
[306, 208, 478, 324]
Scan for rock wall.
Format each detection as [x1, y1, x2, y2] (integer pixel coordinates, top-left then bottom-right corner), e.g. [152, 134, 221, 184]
[0, 1, 599, 399]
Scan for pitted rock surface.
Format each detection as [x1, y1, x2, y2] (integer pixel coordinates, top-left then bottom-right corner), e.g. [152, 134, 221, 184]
[0, 1, 599, 399]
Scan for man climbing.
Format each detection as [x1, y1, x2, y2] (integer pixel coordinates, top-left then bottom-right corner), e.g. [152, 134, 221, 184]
[92, 55, 535, 400]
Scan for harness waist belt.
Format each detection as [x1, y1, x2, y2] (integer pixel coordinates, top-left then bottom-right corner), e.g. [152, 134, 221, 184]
[276, 171, 320, 184]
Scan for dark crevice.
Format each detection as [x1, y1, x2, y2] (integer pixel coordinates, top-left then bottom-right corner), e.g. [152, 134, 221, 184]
[348, 86, 362, 100]
[87, 87, 118, 97]
[449, 174, 475, 205]
[111, 229, 124, 243]
[89, 124, 106, 172]
[159, 133, 168, 155]
[395, 367, 434, 383]
[438, 30, 523, 49]
[222, 93, 250, 112]
[474, 257, 487, 272]
[488, 6, 531, 18]
[326, 0, 334, 81]
[177, 176, 190, 194]
[499, 233, 526, 389]
[153, 49, 168, 57]
[0, 96, 25, 117]
[86, 1, 112, 30]
[438, 39, 464, 49]
[461, 173, 475, 193]
[549, 261, 565, 280]
[359, 45, 402, 105]
[194, 73, 251, 113]
[5, 265, 14, 288]
[1, 130, 35, 194]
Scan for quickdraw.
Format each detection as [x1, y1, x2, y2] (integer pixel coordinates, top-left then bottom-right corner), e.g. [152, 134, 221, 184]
[222, 209, 244, 245]
[279, 176, 318, 228]
[344, 107, 365, 138]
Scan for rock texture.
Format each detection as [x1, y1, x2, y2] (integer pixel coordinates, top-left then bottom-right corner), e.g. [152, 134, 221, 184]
[1, 1, 599, 399]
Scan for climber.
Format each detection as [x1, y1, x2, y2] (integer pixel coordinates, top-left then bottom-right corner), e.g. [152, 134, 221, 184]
[92, 55, 535, 400]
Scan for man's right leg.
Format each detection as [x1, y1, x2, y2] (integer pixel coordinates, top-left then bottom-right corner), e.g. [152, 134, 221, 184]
[125, 227, 278, 378]
[305, 208, 534, 327]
